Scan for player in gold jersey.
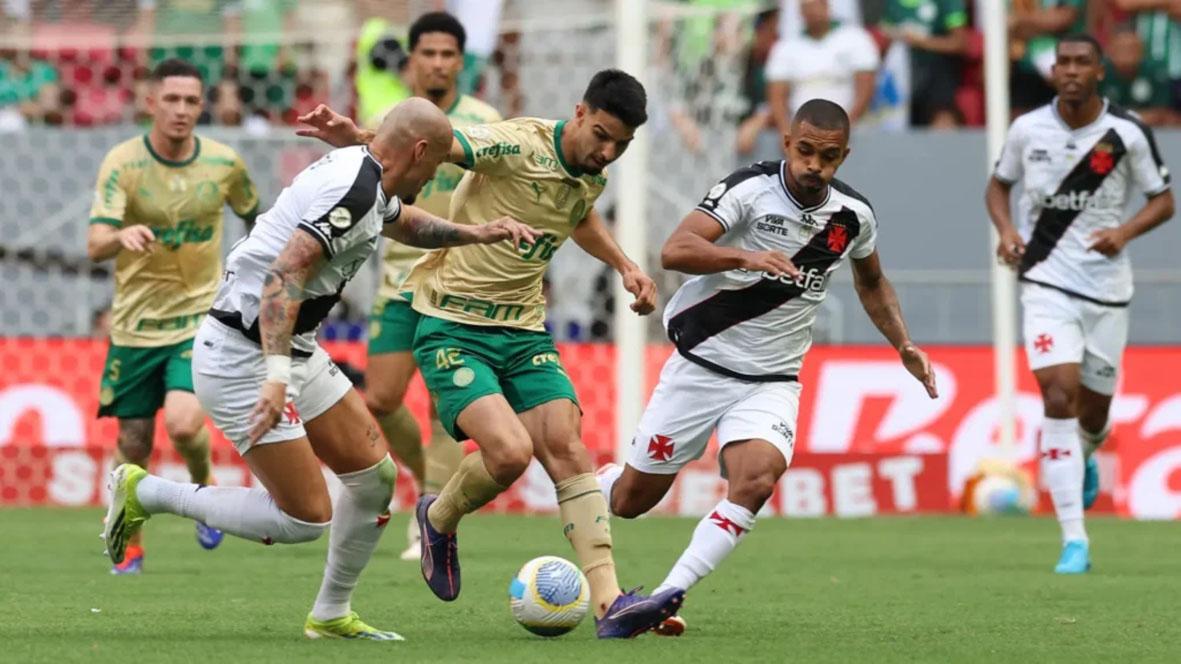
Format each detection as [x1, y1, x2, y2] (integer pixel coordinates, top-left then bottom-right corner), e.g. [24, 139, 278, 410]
[87, 59, 259, 574]
[363, 12, 502, 562]
[298, 70, 684, 638]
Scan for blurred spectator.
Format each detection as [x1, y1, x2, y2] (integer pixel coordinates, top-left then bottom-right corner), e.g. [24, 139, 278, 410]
[1101, 24, 1177, 125]
[1008, 0, 1087, 114]
[778, 0, 862, 38]
[442, 0, 504, 96]
[880, 0, 969, 128]
[766, 0, 879, 134]
[680, 0, 763, 63]
[134, 0, 241, 86]
[235, 0, 300, 124]
[23, 1, 135, 126]
[735, 8, 781, 160]
[655, 1, 759, 154]
[1, 0, 30, 29]
[1109, 1, 1181, 114]
[0, 50, 62, 126]
[239, 0, 297, 77]
[210, 75, 243, 126]
[354, 1, 414, 129]
[439, 0, 523, 116]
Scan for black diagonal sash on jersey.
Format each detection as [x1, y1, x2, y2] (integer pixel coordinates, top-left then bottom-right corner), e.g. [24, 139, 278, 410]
[668, 208, 861, 355]
[1019, 128, 1127, 275]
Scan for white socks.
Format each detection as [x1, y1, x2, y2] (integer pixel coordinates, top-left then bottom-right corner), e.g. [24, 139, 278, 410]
[136, 476, 326, 544]
[595, 464, 624, 512]
[655, 499, 755, 593]
[136, 456, 397, 623]
[310, 456, 397, 622]
[1041, 417, 1087, 544]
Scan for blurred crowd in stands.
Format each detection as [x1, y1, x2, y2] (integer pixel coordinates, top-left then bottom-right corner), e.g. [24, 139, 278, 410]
[2, 0, 1179, 137]
[0, 0, 513, 132]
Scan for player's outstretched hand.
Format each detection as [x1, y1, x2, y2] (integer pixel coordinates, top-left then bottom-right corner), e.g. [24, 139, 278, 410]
[740, 250, 800, 279]
[118, 225, 156, 253]
[622, 267, 657, 315]
[996, 229, 1025, 267]
[1088, 228, 1127, 257]
[900, 343, 938, 399]
[296, 104, 362, 148]
[248, 380, 287, 444]
[479, 217, 544, 247]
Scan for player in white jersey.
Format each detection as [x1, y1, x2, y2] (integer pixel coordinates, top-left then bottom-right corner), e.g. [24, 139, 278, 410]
[596, 100, 938, 633]
[101, 99, 539, 640]
[986, 35, 1174, 574]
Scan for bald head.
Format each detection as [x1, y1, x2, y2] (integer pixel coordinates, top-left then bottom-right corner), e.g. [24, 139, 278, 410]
[375, 96, 452, 153]
[371, 97, 454, 201]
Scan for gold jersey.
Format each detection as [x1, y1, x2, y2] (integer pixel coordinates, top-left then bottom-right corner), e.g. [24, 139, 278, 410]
[375, 94, 502, 302]
[409, 117, 607, 331]
[90, 134, 259, 347]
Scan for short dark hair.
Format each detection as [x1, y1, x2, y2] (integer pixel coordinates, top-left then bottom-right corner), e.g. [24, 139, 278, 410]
[793, 98, 850, 134]
[754, 8, 778, 30]
[1056, 33, 1104, 60]
[409, 11, 466, 52]
[582, 69, 648, 127]
[150, 58, 203, 88]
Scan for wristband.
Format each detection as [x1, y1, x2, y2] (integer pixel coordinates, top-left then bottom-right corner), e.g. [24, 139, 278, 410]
[265, 355, 292, 384]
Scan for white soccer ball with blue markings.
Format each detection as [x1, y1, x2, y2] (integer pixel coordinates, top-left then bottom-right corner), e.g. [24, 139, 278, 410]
[508, 556, 590, 637]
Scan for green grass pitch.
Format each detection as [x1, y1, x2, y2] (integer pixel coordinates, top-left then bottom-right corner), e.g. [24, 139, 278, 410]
[2, 509, 1178, 663]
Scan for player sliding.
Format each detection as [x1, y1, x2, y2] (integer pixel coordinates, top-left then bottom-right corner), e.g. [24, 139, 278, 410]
[985, 35, 1173, 574]
[363, 11, 502, 562]
[88, 59, 260, 573]
[595, 99, 938, 634]
[296, 70, 682, 638]
[102, 98, 540, 640]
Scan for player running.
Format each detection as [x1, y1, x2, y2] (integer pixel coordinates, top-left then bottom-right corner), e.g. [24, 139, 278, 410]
[102, 98, 540, 640]
[595, 99, 938, 634]
[296, 70, 682, 638]
[87, 59, 260, 574]
[363, 11, 502, 562]
[985, 35, 1173, 574]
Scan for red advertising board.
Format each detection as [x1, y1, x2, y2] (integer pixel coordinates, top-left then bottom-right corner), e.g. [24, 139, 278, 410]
[2, 339, 1180, 518]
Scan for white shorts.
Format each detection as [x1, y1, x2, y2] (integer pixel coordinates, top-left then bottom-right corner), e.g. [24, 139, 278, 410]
[1021, 283, 1128, 395]
[192, 318, 353, 454]
[627, 351, 801, 477]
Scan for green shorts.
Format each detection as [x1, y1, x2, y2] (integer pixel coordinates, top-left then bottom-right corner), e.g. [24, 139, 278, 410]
[413, 315, 579, 441]
[97, 338, 195, 419]
[368, 296, 420, 355]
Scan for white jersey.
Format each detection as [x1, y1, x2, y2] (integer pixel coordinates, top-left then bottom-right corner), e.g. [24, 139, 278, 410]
[994, 99, 1171, 305]
[665, 161, 878, 381]
[210, 145, 402, 356]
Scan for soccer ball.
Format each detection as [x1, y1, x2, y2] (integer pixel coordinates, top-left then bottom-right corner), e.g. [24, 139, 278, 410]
[966, 470, 1035, 516]
[508, 556, 590, 637]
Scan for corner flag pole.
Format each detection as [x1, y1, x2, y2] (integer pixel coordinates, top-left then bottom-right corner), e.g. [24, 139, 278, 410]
[614, 0, 649, 462]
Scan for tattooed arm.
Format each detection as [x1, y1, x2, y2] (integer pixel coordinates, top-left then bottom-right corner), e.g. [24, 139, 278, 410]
[383, 204, 543, 248]
[247, 229, 325, 443]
